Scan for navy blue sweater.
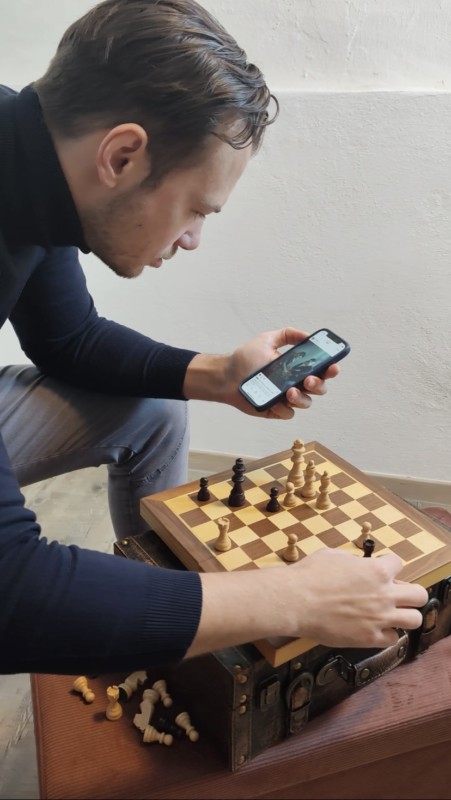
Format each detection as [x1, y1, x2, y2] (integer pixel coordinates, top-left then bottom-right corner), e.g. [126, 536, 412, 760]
[0, 85, 203, 675]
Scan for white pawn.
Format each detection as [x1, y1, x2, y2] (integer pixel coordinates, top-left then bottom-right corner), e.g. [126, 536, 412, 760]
[143, 724, 173, 746]
[175, 711, 199, 742]
[73, 676, 95, 704]
[283, 532, 299, 562]
[152, 679, 173, 708]
[316, 471, 331, 510]
[356, 521, 373, 550]
[283, 481, 297, 508]
[214, 517, 231, 552]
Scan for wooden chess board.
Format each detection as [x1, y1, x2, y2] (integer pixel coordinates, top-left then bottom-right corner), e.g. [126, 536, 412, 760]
[140, 441, 451, 666]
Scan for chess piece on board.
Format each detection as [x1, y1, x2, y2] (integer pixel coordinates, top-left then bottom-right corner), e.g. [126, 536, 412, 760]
[266, 486, 281, 512]
[133, 687, 159, 732]
[363, 538, 376, 558]
[287, 438, 306, 489]
[355, 521, 373, 550]
[282, 532, 300, 562]
[175, 711, 199, 742]
[152, 679, 173, 708]
[197, 476, 210, 501]
[117, 669, 147, 701]
[105, 685, 123, 721]
[73, 676, 95, 704]
[316, 471, 331, 510]
[143, 724, 173, 746]
[214, 517, 232, 552]
[300, 459, 317, 499]
[228, 458, 246, 507]
[283, 481, 297, 508]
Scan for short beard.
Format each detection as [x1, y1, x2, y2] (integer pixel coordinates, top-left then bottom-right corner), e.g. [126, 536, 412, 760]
[79, 190, 147, 279]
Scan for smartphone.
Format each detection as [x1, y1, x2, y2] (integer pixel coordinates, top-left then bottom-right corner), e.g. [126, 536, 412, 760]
[239, 328, 350, 412]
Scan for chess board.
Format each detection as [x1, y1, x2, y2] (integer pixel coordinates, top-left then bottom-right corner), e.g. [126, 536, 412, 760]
[140, 441, 451, 666]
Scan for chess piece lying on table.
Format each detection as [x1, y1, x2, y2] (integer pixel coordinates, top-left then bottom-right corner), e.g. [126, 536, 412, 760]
[73, 675, 95, 704]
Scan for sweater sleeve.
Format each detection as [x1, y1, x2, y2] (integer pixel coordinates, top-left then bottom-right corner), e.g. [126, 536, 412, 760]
[9, 246, 198, 399]
[0, 435, 202, 675]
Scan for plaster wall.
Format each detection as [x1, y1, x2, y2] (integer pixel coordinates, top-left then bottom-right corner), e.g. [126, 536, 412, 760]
[1, 0, 450, 482]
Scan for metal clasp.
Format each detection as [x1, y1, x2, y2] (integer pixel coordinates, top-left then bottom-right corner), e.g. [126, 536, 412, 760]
[316, 655, 356, 686]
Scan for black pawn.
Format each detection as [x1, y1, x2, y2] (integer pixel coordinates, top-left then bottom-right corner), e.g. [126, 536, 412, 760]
[266, 487, 281, 512]
[197, 476, 210, 502]
[363, 538, 375, 558]
[228, 458, 246, 507]
[154, 716, 185, 740]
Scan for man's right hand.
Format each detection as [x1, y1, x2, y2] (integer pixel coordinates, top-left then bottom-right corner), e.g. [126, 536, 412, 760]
[185, 547, 429, 659]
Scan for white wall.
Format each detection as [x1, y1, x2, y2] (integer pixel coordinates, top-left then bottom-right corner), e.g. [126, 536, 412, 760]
[1, 0, 451, 482]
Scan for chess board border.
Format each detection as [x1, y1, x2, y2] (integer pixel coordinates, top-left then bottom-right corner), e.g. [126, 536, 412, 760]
[140, 441, 451, 586]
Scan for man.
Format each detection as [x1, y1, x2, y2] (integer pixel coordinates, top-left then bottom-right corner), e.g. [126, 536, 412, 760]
[0, 0, 427, 675]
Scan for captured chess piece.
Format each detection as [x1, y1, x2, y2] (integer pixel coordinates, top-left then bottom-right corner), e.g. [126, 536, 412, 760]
[73, 676, 95, 704]
[283, 481, 297, 508]
[175, 711, 199, 742]
[214, 516, 232, 552]
[117, 669, 147, 702]
[266, 486, 281, 512]
[363, 538, 376, 558]
[142, 725, 173, 746]
[197, 476, 210, 502]
[152, 679, 173, 708]
[300, 459, 317, 499]
[105, 685, 123, 720]
[282, 532, 300, 562]
[316, 471, 331, 509]
[133, 688, 159, 732]
[228, 458, 246, 507]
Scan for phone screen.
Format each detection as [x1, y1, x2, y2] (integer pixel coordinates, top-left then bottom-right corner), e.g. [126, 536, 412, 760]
[241, 329, 347, 408]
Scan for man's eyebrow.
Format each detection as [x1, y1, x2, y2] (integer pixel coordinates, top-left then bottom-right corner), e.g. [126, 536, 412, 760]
[200, 200, 222, 214]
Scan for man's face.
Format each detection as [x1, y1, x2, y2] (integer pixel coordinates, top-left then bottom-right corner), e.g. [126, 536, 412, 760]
[79, 137, 252, 278]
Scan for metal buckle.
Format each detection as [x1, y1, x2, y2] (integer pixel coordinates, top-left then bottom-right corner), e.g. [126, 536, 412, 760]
[316, 655, 356, 686]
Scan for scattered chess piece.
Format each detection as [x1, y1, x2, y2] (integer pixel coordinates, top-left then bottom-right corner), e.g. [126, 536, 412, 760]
[287, 438, 306, 489]
[175, 711, 199, 742]
[143, 724, 173, 746]
[133, 688, 159, 732]
[363, 538, 376, 558]
[73, 676, 95, 704]
[214, 516, 232, 552]
[155, 716, 185, 740]
[283, 481, 297, 508]
[300, 459, 317, 499]
[266, 486, 281, 512]
[316, 471, 331, 509]
[282, 532, 299, 562]
[228, 458, 246, 507]
[197, 476, 210, 501]
[152, 679, 173, 708]
[355, 521, 373, 550]
[117, 670, 147, 701]
[105, 685, 123, 720]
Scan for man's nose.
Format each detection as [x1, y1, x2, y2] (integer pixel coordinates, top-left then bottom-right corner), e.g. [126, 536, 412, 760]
[177, 219, 203, 251]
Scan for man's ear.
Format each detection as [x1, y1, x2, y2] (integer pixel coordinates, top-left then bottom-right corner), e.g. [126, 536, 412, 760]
[96, 124, 149, 189]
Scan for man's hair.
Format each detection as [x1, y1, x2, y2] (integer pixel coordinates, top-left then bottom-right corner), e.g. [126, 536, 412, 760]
[34, 0, 278, 184]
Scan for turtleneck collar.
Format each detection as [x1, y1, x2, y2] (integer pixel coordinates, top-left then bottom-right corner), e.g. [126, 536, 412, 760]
[0, 85, 89, 253]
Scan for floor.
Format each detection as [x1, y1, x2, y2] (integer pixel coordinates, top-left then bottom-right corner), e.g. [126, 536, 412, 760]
[1, 467, 450, 800]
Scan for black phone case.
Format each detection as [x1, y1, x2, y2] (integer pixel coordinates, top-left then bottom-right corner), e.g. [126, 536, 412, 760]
[239, 329, 350, 412]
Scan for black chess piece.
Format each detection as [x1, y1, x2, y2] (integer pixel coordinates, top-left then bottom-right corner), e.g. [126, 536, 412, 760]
[154, 716, 185, 740]
[228, 458, 246, 507]
[363, 538, 375, 558]
[266, 486, 281, 512]
[197, 476, 210, 502]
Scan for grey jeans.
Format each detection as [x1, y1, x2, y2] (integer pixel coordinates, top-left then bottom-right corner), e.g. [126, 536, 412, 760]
[0, 365, 190, 538]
